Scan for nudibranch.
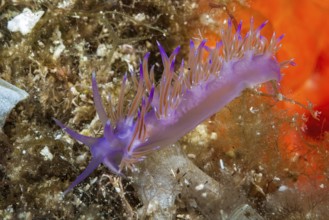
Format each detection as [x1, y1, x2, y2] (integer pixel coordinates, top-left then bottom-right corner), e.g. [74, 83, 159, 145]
[55, 18, 293, 194]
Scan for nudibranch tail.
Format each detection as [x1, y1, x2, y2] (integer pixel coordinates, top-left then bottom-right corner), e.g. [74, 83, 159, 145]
[55, 18, 294, 194]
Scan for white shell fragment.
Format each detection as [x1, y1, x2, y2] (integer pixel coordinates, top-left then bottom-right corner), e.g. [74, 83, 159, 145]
[40, 146, 54, 161]
[7, 8, 44, 35]
[0, 78, 29, 129]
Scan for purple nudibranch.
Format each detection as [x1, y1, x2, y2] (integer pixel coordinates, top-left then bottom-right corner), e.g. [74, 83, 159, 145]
[55, 19, 294, 195]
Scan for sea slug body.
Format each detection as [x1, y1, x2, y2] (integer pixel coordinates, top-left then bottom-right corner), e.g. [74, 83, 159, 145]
[55, 18, 294, 194]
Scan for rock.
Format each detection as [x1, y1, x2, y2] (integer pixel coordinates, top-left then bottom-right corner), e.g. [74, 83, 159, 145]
[0, 79, 29, 129]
